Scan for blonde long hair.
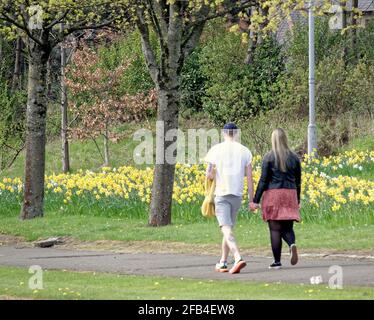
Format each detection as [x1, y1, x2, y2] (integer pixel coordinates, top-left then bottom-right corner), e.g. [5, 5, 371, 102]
[271, 128, 290, 172]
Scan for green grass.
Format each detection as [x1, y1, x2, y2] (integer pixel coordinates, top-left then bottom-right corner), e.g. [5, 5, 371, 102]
[340, 134, 374, 153]
[1, 131, 143, 179]
[0, 266, 372, 300]
[0, 212, 373, 252]
[3, 114, 372, 180]
[0, 116, 213, 179]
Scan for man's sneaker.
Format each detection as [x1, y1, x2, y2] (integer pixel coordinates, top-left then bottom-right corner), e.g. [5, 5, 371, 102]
[290, 244, 298, 266]
[215, 262, 228, 273]
[269, 262, 282, 269]
[229, 258, 247, 274]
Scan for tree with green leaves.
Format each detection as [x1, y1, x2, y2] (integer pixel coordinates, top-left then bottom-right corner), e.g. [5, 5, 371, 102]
[0, 0, 126, 219]
[128, 0, 256, 226]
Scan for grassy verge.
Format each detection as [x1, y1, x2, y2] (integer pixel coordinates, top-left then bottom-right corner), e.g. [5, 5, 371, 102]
[0, 213, 373, 252]
[0, 266, 373, 300]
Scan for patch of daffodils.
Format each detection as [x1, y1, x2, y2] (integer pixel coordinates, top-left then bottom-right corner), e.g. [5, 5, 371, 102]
[0, 150, 373, 213]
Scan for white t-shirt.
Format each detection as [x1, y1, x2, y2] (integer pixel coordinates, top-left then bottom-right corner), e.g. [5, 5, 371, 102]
[204, 140, 252, 197]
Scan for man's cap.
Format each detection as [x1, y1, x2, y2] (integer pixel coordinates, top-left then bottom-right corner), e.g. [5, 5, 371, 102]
[223, 122, 238, 130]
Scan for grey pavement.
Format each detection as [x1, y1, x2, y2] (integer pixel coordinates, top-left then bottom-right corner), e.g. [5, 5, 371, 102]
[0, 246, 373, 287]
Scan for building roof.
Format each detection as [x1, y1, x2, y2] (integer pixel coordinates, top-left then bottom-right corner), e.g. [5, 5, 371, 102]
[334, 0, 374, 11]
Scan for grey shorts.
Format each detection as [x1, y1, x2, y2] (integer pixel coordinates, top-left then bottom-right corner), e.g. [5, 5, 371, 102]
[214, 195, 243, 227]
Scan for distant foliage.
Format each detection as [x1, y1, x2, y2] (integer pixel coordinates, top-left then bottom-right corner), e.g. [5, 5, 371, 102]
[0, 80, 26, 169]
[67, 44, 157, 141]
[180, 48, 207, 113]
[97, 31, 155, 96]
[278, 17, 374, 118]
[200, 28, 284, 125]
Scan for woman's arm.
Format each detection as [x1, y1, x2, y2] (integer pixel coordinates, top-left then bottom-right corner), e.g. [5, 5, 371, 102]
[295, 157, 302, 204]
[253, 156, 271, 204]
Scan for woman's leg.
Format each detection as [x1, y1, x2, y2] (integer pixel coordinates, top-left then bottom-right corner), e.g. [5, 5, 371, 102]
[268, 220, 282, 263]
[280, 220, 298, 265]
[280, 220, 296, 246]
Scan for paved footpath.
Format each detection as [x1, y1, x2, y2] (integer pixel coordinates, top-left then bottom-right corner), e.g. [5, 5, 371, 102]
[0, 246, 373, 287]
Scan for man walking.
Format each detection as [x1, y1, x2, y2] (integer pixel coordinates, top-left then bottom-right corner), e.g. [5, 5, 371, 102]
[205, 123, 253, 274]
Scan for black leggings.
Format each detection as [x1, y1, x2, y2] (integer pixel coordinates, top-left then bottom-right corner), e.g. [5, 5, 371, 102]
[268, 220, 296, 263]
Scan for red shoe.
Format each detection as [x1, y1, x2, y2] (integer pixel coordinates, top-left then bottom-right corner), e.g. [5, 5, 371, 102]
[229, 259, 246, 274]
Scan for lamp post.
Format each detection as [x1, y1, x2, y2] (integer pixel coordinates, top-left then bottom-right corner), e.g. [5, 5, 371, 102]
[308, 0, 317, 156]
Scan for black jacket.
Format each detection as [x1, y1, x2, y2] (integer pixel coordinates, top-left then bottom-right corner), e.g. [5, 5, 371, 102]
[253, 151, 301, 204]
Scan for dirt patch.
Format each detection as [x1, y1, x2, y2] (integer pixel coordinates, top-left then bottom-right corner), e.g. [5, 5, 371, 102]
[59, 238, 223, 255]
[0, 234, 30, 247]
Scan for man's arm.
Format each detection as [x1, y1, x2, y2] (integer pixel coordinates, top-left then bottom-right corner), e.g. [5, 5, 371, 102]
[246, 164, 254, 203]
[206, 163, 215, 180]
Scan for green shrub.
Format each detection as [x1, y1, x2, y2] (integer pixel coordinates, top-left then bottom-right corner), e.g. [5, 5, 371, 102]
[200, 26, 284, 125]
[356, 19, 374, 62]
[343, 60, 374, 117]
[285, 17, 345, 69]
[97, 31, 155, 95]
[0, 80, 26, 170]
[180, 48, 207, 113]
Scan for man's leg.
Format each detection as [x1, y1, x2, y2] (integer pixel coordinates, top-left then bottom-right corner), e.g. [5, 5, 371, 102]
[220, 237, 230, 263]
[215, 197, 233, 263]
[221, 225, 241, 262]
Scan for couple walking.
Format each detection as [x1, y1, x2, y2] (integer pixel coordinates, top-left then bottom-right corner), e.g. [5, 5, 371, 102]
[205, 123, 301, 274]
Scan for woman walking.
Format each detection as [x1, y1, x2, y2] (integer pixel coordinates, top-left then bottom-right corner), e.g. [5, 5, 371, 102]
[250, 128, 301, 269]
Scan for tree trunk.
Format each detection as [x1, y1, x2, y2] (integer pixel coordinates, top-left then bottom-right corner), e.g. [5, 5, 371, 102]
[0, 37, 3, 62]
[46, 57, 52, 97]
[11, 37, 22, 92]
[20, 40, 50, 220]
[149, 86, 180, 226]
[245, 30, 257, 64]
[351, 0, 359, 61]
[103, 121, 109, 166]
[341, 2, 348, 61]
[135, 2, 206, 227]
[61, 34, 70, 173]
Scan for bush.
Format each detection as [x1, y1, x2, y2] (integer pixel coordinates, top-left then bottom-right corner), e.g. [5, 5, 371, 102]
[277, 54, 374, 119]
[343, 60, 374, 117]
[97, 31, 155, 95]
[200, 26, 284, 125]
[285, 17, 345, 69]
[277, 16, 374, 119]
[180, 48, 207, 113]
[356, 19, 374, 62]
[0, 80, 26, 169]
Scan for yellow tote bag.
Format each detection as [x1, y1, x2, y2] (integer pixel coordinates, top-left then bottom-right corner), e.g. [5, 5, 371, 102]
[201, 174, 216, 218]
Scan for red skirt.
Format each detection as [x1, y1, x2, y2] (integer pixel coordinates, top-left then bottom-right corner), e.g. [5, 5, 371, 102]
[261, 188, 301, 222]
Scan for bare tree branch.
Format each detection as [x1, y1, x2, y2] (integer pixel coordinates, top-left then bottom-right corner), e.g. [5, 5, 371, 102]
[0, 11, 44, 47]
[44, 9, 70, 30]
[135, 5, 160, 85]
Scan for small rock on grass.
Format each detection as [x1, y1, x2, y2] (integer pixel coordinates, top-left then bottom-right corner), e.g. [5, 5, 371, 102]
[34, 237, 65, 248]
